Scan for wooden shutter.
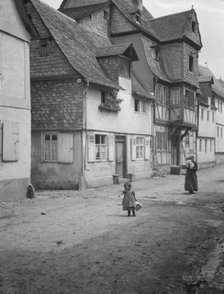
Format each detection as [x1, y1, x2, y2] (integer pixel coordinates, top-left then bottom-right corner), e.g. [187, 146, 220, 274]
[88, 133, 95, 162]
[58, 133, 74, 163]
[145, 138, 150, 160]
[3, 121, 19, 162]
[108, 134, 115, 161]
[131, 136, 136, 161]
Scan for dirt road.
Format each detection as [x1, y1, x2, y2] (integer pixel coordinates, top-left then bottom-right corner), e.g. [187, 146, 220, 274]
[0, 166, 224, 294]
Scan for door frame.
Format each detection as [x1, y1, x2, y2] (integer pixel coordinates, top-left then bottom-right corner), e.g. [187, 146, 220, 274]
[115, 135, 127, 177]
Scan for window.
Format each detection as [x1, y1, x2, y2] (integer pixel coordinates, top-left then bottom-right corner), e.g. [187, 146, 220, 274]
[217, 127, 219, 137]
[201, 108, 204, 120]
[156, 84, 169, 106]
[221, 128, 223, 138]
[42, 133, 73, 163]
[1, 121, 19, 162]
[43, 133, 57, 161]
[136, 137, 144, 159]
[199, 139, 202, 152]
[185, 90, 194, 109]
[212, 112, 215, 122]
[103, 10, 109, 21]
[119, 57, 131, 78]
[221, 102, 223, 113]
[156, 132, 167, 151]
[189, 55, 194, 72]
[205, 139, 207, 152]
[192, 21, 196, 32]
[134, 99, 146, 113]
[101, 91, 106, 104]
[207, 110, 209, 121]
[170, 88, 180, 105]
[95, 134, 107, 161]
[210, 139, 212, 152]
[40, 39, 49, 57]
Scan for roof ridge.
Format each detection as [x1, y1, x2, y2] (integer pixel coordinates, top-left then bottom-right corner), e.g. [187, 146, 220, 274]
[147, 9, 192, 23]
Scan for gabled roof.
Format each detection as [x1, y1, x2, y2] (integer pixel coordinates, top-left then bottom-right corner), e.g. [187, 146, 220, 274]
[29, 0, 120, 89]
[145, 9, 197, 43]
[96, 43, 139, 61]
[14, 0, 40, 38]
[60, 0, 108, 10]
[198, 76, 214, 84]
[198, 65, 224, 99]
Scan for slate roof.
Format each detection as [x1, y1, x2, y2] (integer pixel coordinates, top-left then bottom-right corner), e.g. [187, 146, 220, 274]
[96, 43, 138, 61]
[30, 0, 120, 89]
[60, 0, 108, 9]
[198, 65, 224, 99]
[132, 73, 154, 100]
[144, 10, 192, 42]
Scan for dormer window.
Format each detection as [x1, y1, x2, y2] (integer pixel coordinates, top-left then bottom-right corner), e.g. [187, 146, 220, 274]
[136, 12, 141, 24]
[40, 39, 49, 57]
[104, 10, 109, 21]
[192, 21, 196, 32]
[189, 55, 194, 72]
[119, 57, 131, 78]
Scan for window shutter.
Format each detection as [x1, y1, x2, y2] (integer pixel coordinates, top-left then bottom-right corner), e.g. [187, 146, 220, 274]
[3, 121, 19, 162]
[58, 133, 74, 163]
[131, 136, 136, 161]
[88, 133, 95, 162]
[108, 134, 115, 161]
[145, 138, 150, 160]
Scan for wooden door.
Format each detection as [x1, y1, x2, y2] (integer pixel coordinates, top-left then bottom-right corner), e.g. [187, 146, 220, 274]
[115, 136, 126, 177]
[171, 135, 179, 165]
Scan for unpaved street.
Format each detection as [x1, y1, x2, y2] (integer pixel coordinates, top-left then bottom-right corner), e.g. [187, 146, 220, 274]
[0, 166, 224, 294]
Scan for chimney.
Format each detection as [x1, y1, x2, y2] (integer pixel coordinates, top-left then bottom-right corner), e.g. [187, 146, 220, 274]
[135, 0, 143, 11]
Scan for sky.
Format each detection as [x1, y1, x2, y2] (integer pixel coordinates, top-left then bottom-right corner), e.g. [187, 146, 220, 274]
[41, 0, 224, 79]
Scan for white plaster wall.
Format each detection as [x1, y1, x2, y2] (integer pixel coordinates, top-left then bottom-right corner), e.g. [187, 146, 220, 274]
[198, 106, 216, 137]
[86, 77, 152, 135]
[197, 138, 215, 164]
[0, 0, 31, 42]
[0, 108, 31, 181]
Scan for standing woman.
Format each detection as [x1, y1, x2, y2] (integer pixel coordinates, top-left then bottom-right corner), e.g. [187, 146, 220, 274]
[184, 155, 198, 194]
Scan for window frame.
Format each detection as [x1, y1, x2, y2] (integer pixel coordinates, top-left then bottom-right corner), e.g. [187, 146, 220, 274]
[189, 55, 194, 72]
[119, 56, 131, 78]
[42, 133, 58, 162]
[95, 134, 107, 162]
[136, 137, 145, 160]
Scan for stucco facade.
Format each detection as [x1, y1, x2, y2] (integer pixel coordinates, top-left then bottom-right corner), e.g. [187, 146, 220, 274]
[0, 0, 34, 199]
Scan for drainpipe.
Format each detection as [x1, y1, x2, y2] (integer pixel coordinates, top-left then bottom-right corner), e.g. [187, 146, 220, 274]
[152, 76, 157, 169]
[79, 79, 89, 190]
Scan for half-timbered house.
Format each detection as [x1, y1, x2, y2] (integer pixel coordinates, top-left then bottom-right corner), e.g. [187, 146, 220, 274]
[0, 0, 38, 199]
[25, 0, 154, 189]
[60, 0, 202, 170]
[198, 65, 224, 166]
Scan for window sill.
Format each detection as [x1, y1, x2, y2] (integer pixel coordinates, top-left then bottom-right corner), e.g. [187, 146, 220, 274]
[98, 105, 120, 112]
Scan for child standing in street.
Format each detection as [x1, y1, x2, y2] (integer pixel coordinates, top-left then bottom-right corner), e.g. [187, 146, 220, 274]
[122, 182, 137, 216]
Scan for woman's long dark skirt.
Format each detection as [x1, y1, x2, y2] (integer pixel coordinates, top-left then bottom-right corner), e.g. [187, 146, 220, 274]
[185, 170, 198, 192]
